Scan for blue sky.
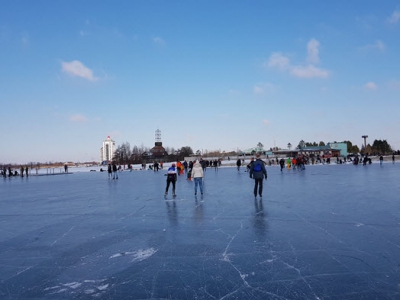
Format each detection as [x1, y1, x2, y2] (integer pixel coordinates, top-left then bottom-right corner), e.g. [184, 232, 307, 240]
[1, 1, 399, 163]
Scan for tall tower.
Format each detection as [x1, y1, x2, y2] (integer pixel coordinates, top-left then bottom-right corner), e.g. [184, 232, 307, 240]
[362, 135, 368, 149]
[150, 129, 166, 158]
[155, 129, 162, 146]
[100, 136, 116, 163]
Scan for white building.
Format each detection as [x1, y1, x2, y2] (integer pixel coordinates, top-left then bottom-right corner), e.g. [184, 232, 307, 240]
[100, 136, 116, 163]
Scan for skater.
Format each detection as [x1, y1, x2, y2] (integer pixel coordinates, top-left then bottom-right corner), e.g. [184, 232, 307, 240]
[250, 153, 267, 198]
[191, 160, 204, 195]
[165, 163, 177, 197]
[380, 155, 383, 165]
[286, 157, 291, 170]
[107, 163, 112, 179]
[279, 158, 285, 172]
[392, 154, 395, 163]
[236, 158, 241, 172]
[112, 162, 118, 179]
[176, 161, 183, 176]
[246, 158, 254, 172]
[213, 159, 218, 171]
[200, 158, 206, 172]
[20, 166, 24, 177]
[64, 164, 68, 173]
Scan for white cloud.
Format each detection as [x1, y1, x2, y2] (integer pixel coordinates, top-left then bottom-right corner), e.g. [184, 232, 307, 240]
[70, 114, 87, 122]
[364, 82, 377, 90]
[153, 37, 165, 46]
[374, 40, 386, 51]
[307, 38, 320, 64]
[388, 10, 400, 24]
[61, 60, 97, 81]
[254, 85, 265, 95]
[253, 82, 276, 95]
[262, 119, 270, 125]
[291, 65, 329, 78]
[267, 53, 290, 70]
[361, 40, 386, 52]
[266, 39, 329, 79]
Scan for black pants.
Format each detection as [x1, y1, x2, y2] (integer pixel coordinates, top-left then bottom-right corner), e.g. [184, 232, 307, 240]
[254, 178, 263, 196]
[165, 179, 176, 194]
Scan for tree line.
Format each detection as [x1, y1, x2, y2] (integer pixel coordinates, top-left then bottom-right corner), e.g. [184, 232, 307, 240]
[112, 142, 195, 165]
[111, 138, 396, 165]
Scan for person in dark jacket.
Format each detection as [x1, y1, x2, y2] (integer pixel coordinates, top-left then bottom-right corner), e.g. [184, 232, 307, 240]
[236, 158, 241, 172]
[279, 158, 285, 172]
[112, 162, 118, 179]
[250, 153, 268, 198]
[165, 163, 177, 197]
[246, 157, 254, 172]
[107, 163, 112, 179]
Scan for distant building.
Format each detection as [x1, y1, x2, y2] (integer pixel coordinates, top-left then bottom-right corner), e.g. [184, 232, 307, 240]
[241, 147, 269, 156]
[272, 142, 347, 158]
[328, 142, 348, 157]
[100, 136, 116, 163]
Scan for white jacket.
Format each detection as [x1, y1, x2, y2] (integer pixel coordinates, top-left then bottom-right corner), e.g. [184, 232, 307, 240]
[191, 163, 204, 178]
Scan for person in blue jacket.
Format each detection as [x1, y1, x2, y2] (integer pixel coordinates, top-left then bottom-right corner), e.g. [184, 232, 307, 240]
[250, 153, 268, 198]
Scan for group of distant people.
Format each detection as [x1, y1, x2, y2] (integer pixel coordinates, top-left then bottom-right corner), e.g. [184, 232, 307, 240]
[162, 154, 268, 198]
[1, 166, 29, 178]
[164, 158, 208, 197]
[101, 152, 397, 198]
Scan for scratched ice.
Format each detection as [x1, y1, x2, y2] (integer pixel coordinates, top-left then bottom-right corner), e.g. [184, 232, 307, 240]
[0, 162, 399, 299]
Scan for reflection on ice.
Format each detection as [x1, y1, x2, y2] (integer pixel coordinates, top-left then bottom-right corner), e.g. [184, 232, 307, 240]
[0, 163, 399, 299]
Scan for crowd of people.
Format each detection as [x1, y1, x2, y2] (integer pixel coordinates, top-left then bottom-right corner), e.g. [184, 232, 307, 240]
[1, 166, 29, 178]
[160, 152, 397, 198]
[6, 152, 396, 200]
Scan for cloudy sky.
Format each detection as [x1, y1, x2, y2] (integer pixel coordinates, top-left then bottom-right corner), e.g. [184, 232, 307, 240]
[1, 1, 399, 163]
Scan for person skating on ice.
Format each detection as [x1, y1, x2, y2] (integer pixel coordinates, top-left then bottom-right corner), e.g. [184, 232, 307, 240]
[165, 163, 178, 197]
[250, 153, 267, 198]
[191, 160, 204, 195]
[112, 162, 118, 179]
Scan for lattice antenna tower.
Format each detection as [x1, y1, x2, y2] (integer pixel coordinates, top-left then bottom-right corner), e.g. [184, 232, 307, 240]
[155, 129, 161, 143]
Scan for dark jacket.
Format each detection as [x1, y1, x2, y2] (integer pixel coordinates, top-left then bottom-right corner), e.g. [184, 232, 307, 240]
[250, 159, 267, 179]
[167, 166, 177, 181]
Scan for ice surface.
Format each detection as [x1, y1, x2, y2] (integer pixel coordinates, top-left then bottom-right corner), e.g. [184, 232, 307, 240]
[0, 163, 399, 299]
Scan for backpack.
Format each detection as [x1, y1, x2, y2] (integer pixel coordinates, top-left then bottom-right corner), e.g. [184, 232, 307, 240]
[253, 163, 262, 172]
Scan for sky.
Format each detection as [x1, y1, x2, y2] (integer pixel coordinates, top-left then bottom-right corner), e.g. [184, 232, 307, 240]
[1, 1, 400, 163]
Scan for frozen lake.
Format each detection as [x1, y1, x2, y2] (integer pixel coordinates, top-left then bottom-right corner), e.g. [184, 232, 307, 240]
[1, 163, 399, 299]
